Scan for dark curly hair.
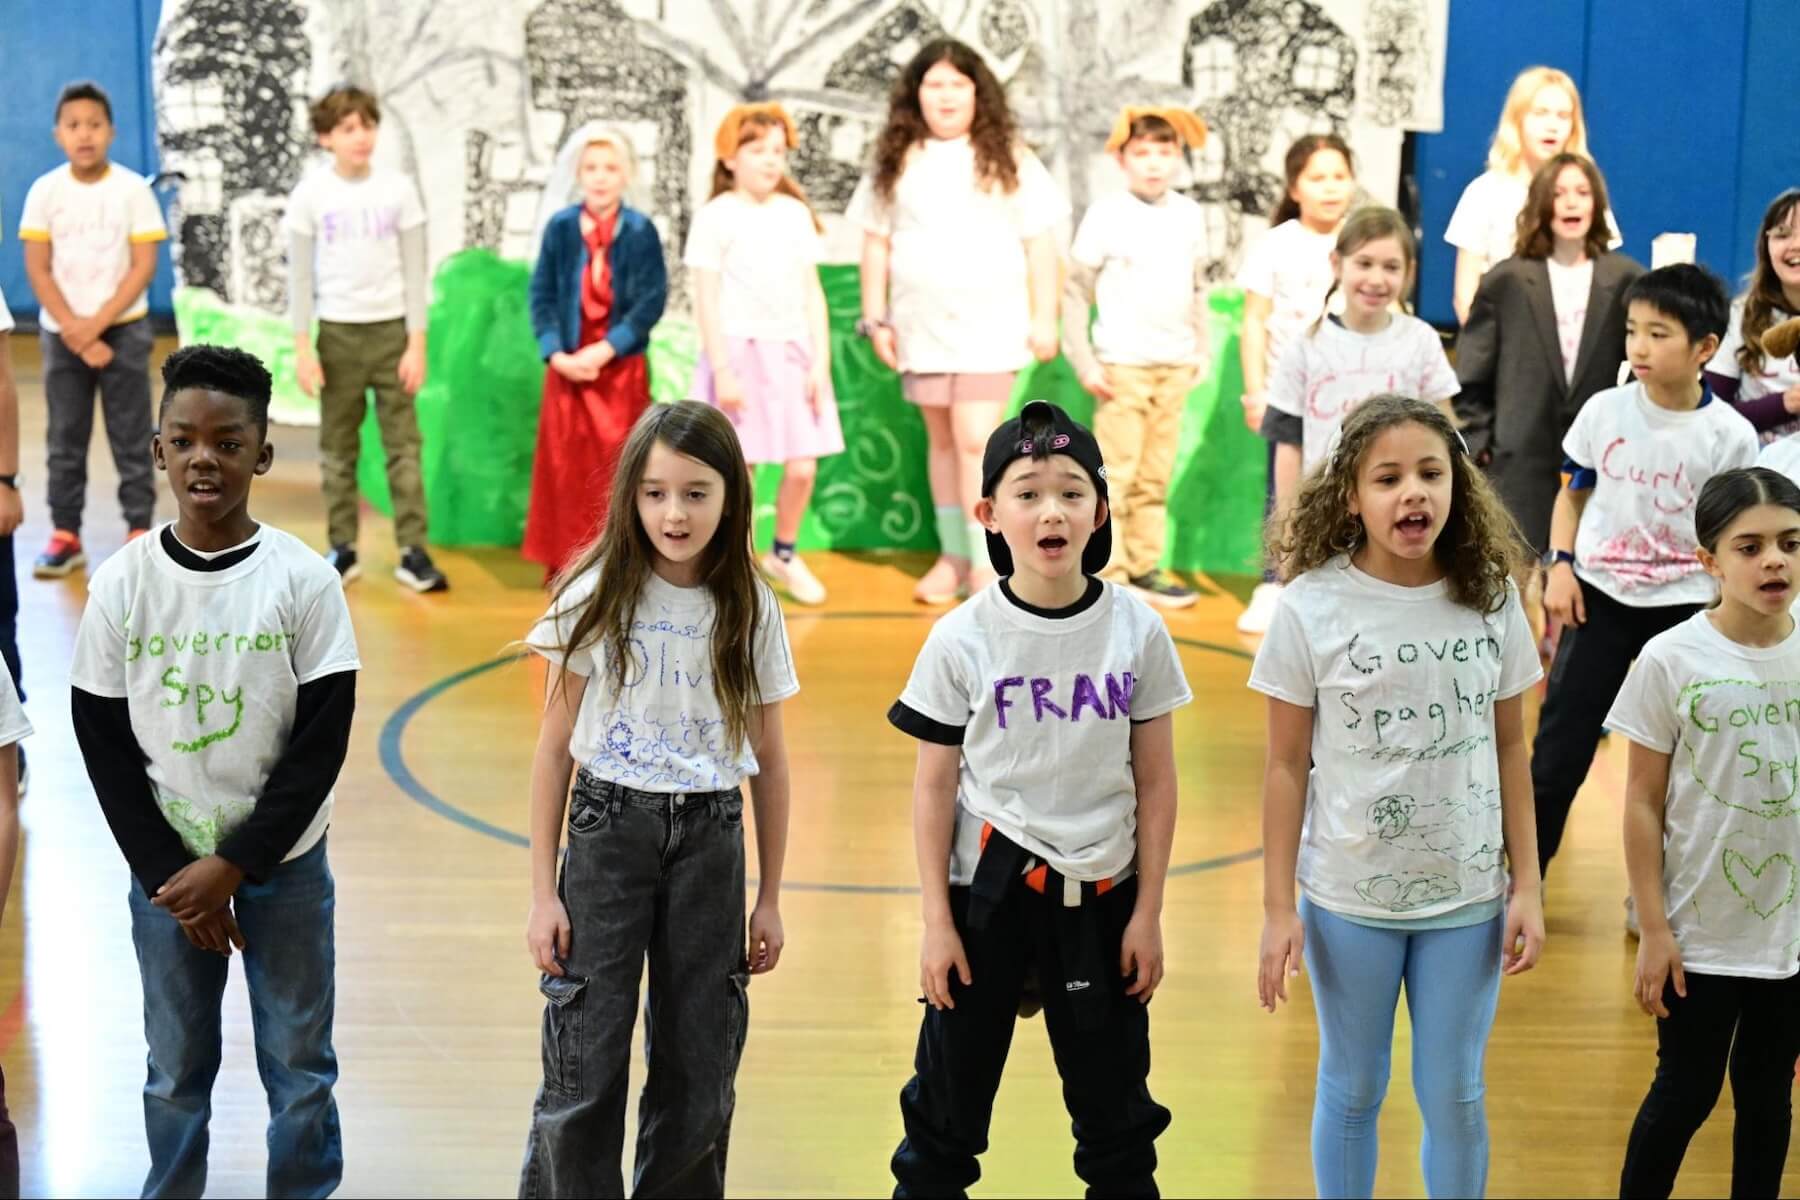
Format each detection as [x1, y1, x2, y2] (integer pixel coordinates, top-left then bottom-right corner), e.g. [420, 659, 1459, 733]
[160, 343, 272, 435]
[871, 38, 1019, 204]
[1270, 395, 1524, 614]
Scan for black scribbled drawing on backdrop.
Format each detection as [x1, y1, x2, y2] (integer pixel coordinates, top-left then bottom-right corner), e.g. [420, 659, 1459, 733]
[1364, 0, 1431, 127]
[152, 0, 312, 307]
[521, 0, 696, 299]
[1181, 0, 1356, 277]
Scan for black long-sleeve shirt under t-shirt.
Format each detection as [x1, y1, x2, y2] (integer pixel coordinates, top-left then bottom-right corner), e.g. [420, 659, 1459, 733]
[71, 527, 358, 892]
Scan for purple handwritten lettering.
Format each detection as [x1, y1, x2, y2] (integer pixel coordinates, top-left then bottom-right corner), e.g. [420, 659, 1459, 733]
[1031, 677, 1068, 722]
[993, 677, 1025, 729]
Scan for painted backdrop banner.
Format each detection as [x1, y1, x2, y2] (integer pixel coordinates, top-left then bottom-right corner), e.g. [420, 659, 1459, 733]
[152, 0, 1444, 567]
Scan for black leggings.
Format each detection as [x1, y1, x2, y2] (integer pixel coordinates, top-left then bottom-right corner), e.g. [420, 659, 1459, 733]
[1619, 970, 1800, 1198]
[1532, 580, 1697, 874]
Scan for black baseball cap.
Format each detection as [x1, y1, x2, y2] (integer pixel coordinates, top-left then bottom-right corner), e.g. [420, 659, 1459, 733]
[979, 400, 1112, 577]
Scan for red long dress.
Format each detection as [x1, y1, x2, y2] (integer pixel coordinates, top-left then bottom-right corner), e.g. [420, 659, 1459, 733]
[521, 207, 651, 574]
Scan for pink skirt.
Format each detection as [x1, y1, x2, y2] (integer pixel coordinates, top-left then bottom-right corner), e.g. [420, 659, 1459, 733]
[690, 337, 845, 465]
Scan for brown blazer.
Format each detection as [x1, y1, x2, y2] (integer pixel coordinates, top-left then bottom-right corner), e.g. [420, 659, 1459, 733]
[1453, 251, 1645, 551]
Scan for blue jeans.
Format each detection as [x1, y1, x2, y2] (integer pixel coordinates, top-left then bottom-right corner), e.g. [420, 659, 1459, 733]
[1299, 896, 1503, 1199]
[128, 838, 342, 1199]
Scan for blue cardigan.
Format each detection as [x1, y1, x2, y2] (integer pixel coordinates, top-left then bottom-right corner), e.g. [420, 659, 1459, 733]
[529, 204, 667, 361]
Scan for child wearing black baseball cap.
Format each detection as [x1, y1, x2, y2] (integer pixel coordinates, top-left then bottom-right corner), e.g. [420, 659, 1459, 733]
[885, 400, 1192, 1195]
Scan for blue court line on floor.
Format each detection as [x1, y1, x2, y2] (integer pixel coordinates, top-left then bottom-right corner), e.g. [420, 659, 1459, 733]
[377, 613, 1262, 889]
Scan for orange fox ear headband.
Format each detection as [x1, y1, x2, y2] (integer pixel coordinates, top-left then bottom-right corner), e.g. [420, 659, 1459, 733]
[714, 102, 798, 161]
[1104, 106, 1207, 153]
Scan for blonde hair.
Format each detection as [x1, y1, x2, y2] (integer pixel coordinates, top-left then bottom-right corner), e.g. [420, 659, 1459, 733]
[579, 129, 638, 182]
[1487, 66, 1589, 177]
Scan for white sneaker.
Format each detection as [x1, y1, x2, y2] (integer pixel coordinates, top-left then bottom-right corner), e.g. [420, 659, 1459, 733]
[1237, 581, 1283, 634]
[762, 553, 827, 606]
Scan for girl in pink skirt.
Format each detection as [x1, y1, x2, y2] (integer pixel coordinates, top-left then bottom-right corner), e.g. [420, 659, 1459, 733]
[686, 103, 843, 605]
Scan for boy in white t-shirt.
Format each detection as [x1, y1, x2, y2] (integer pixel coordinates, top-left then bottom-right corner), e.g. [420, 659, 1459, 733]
[1534, 265, 1758, 876]
[70, 345, 360, 1198]
[18, 81, 166, 579]
[286, 86, 446, 594]
[1062, 107, 1210, 609]
[887, 400, 1191, 1196]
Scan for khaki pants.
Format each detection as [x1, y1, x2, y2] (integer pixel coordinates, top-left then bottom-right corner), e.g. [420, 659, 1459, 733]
[316, 319, 427, 549]
[1092, 363, 1193, 581]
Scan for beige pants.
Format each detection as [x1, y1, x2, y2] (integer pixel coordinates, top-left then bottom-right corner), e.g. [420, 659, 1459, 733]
[1092, 363, 1194, 581]
[316, 319, 427, 549]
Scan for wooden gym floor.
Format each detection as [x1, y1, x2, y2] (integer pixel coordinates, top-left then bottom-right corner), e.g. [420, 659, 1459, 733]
[1, 334, 1783, 1197]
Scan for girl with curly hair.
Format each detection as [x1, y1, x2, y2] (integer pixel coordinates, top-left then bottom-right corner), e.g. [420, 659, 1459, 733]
[846, 38, 1067, 605]
[1249, 395, 1545, 1199]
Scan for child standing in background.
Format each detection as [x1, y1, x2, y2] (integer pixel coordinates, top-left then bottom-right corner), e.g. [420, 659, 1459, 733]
[1706, 189, 1800, 442]
[687, 103, 843, 606]
[1454, 153, 1643, 556]
[1063, 106, 1210, 610]
[1262, 208, 1459, 548]
[1608, 468, 1800, 1198]
[19, 80, 164, 579]
[526, 127, 668, 578]
[1533, 265, 1758, 878]
[1253, 396, 1544, 1200]
[520, 402, 794, 1197]
[1446, 66, 1619, 325]
[286, 85, 448, 593]
[849, 37, 1067, 605]
[1235, 133, 1354, 634]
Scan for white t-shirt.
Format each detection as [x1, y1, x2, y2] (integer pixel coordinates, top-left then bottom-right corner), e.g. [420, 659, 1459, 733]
[1546, 256, 1594, 383]
[17, 163, 167, 333]
[1266, 314, 1461, 469]
[1235, 218, 1339, 384]
[0, 283, 12, 333]
[1564, 383, 1759, 607]
[1249, 560, 1542, 921]
[1444, 168, 1623, 267]
[1606, 612, 1800, 979]
[846, 139, 1067, 373]
[282, 166, 426, 323]
[1070, 190, 1209, 367]
[68, 525, 362, 862]
[527, 569, 799, 792]
[1710, 298, 1800, 418]
[683, 191, 821, 343]
[896, 582, 1191, 885]
[1759, 434, 1800, 483]
[0, 662, 28, 752]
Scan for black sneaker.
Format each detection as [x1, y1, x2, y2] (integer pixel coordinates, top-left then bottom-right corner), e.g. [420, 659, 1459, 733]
[325, 545, 362, 585]
[396, 546, 449, 593]
[1127, 569, 1199, 610]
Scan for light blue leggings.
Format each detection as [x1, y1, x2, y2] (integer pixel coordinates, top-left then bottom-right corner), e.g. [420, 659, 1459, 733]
[1299, 896, 1504, 1199]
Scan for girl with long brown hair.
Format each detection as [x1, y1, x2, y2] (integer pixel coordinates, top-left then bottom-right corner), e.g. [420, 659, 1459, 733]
[1454, 153, 1644, 555]
[517, 401, 797, 1197]
[846, 38, 1067, 605]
